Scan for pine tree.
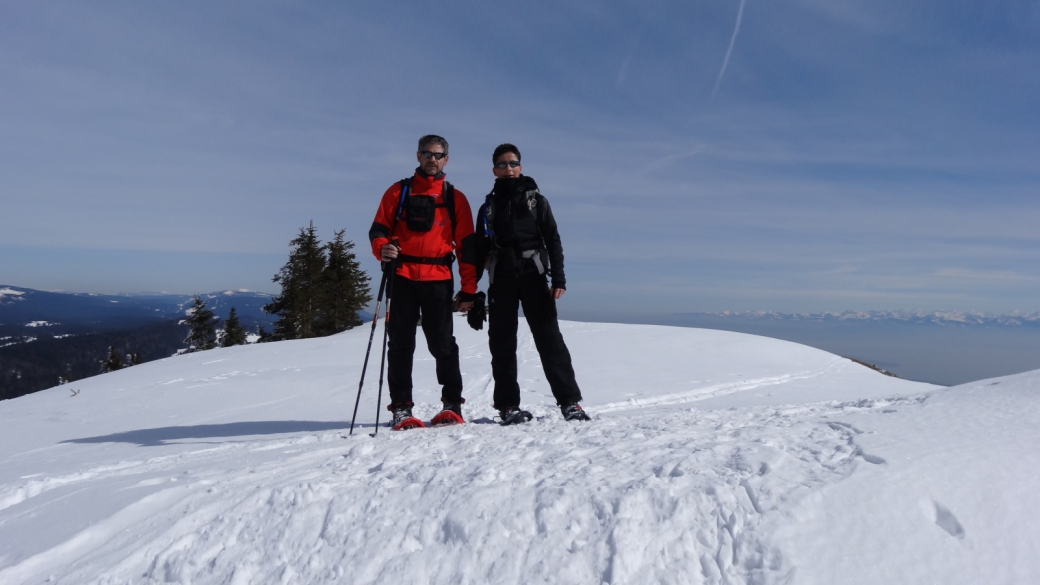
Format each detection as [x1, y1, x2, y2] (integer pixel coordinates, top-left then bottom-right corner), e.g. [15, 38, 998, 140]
[222, 307, 248, 347]
[256, 325, 273, 343]
[100, 346, 125, 373]
[317, 229, 372, 335]
[264, 222, 327, 340]
[184, 295, 220, 352]
[129, 352, 143, 366]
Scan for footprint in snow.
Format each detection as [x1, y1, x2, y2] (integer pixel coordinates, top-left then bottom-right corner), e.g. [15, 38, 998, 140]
[933, 500, 965, 540]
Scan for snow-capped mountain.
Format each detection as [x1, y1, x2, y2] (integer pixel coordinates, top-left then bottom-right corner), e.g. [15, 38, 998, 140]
[694, 309, 1040, 327]
[0, 318, 1037, 584]
[0, 286, 283, 401]
[0, 285, 276, 332]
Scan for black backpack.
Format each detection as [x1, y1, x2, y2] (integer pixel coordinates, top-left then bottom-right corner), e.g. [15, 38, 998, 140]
[394, 177, 456, 233]
[479, 188, 537, 240]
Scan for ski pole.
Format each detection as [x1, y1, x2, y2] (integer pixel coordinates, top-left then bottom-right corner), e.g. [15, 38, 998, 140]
[348, 265, 390, 435]
[371, 240, 399, 436]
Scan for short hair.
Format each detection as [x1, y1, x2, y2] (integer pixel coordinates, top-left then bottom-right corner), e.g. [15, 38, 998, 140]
[492, 143, 521, 164]
[418, 134, 449, 154]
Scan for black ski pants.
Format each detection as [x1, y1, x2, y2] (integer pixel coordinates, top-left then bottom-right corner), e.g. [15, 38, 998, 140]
[386, 276, 463, 407]
[487, 270, 582, 409]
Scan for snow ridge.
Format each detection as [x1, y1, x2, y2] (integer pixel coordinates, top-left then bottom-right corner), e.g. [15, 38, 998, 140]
[1, 319, 1037, 584]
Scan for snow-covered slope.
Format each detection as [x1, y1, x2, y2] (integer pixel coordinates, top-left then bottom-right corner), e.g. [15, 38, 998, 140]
[0, 318, 1036, 584]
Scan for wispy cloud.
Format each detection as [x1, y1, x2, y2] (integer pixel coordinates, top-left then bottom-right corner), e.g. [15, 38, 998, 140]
[641, 146, 707, 172]
[615, 23, 648, 89]
[712, 0, 747, 98]
[3, 1, 1038, 312]
[935, 268, 1040, 283]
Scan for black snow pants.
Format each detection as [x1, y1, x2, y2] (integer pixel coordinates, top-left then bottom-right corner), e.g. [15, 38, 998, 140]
[487, 270, 582, 410]
[386, 276, 463, 407]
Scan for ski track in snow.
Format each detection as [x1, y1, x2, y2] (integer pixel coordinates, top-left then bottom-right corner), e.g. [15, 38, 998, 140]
[0, 398, 916, 585]
[596, 358, 848, 413]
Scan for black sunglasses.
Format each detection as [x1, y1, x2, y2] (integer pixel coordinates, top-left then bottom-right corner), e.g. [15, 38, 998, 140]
[494, 160, 521, 169]
[420, 150, 447, 160]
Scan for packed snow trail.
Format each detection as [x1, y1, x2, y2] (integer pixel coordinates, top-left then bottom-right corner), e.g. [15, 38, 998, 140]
[1, 399, 914, 584]
[2, 319, 1038, 583]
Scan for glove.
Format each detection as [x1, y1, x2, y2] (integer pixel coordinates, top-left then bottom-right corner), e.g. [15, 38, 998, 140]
[467, 292, 487, 331]
[453, 291, 478, 312]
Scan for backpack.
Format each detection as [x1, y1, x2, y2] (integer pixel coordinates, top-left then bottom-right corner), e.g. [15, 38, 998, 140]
[479, 188, 547, 283]
[479, 188, 537, 239]
[394, 177, 456, 234]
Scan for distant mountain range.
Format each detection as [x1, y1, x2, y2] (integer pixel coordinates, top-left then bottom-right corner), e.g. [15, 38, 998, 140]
[0, 286, 279, 400]
[648, 310, 1040, 387]
[1, 286, 376, 400]
[679, 310, 1040, 328]
[0, 285, 275, 339]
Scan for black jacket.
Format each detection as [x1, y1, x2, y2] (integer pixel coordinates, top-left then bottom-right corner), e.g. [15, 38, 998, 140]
[475, 175, 566, 289]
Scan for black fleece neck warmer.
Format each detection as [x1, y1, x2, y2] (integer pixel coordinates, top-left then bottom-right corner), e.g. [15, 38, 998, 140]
[493, 175, 537, 198]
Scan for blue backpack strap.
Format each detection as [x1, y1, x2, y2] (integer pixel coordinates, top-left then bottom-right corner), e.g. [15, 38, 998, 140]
[394, 178, 411, 226]
[481, 193, 495, 238]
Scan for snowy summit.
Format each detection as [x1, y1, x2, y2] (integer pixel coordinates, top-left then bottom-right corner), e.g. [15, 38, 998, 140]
[0, 318, 1037, 584]
[0, 288, 26, 301]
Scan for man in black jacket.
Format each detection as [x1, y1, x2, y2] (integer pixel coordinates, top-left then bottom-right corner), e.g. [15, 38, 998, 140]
[474, 143, 590, 425]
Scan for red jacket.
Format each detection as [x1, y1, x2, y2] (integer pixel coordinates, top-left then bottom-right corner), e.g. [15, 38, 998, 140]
[368, 171, 477, 295]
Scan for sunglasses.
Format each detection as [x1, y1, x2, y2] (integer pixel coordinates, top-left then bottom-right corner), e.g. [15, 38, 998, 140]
[419, 150, 447, 160]
[494, 160, 521, 169]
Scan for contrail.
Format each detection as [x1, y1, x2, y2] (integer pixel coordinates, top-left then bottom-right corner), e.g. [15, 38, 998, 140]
[712, 0, 746, 98]
[616, 22, 649, 89]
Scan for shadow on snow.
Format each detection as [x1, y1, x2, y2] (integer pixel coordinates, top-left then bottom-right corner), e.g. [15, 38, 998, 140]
[62, 420, 353, 447]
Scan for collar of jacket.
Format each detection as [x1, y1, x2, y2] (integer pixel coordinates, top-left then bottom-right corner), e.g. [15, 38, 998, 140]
[411, 169, 446, 194]
[493, 175, 537, 199]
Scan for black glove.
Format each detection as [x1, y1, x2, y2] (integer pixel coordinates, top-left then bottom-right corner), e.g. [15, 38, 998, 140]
[467, 292, 487, 331]
[454, 291, 478, 312]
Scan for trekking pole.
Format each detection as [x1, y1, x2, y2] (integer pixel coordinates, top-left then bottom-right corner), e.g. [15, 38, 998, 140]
[348, 265, 390, 436]
[371, 240, 399, 436]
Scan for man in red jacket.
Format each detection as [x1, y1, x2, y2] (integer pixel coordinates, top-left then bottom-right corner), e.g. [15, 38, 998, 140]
[368, 135, 478, 430]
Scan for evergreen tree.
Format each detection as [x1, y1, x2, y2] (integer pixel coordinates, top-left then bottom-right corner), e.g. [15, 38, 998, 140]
[222, 307, 248, 347]
[255, 325, 273, 343]
[317, 229, 372, 335]
[264, 222, 327, 340]
[184, 295, 219, 352]
[129, 352, 143, 366]
[100, 346, 124, 373]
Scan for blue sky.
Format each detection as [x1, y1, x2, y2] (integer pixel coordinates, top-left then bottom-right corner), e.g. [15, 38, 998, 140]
[2, 1, 1038, 316]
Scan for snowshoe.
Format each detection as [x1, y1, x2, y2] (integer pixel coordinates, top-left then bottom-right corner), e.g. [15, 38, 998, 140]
[499, 406, 533, 426]
[430, 402, 465, 426]
[561, 403, 590, 422]
[391, 406, 425, 431]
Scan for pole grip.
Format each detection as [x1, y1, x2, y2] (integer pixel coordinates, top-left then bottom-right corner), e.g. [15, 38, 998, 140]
[382, 237, 401, 273]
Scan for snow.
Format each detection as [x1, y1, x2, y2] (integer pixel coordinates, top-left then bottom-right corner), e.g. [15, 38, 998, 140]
[0, 288, 25, 300]
[25, 321, 56, 328]
[1, 318, 1037, 584]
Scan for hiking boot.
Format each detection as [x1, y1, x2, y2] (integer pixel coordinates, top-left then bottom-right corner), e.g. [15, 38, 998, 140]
[499, 406, 533, 426]
[430, 401, 465, 426]
[560, 403, 590, 422]
[390, 405, 424, 430]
